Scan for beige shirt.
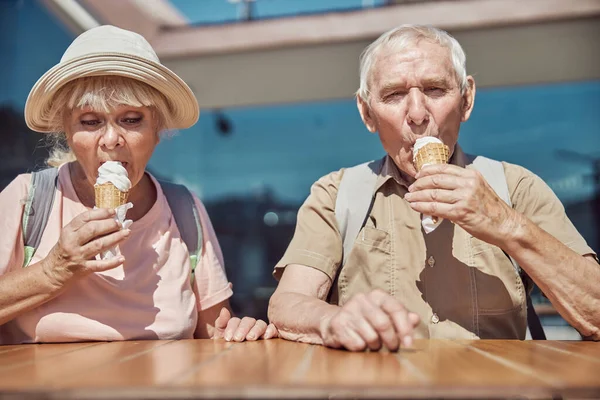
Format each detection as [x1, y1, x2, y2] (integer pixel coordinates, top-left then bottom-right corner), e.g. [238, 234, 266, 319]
[274, 146, 595, 340]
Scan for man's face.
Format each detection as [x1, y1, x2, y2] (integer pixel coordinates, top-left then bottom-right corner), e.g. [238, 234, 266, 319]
[358, 39, 475, 178]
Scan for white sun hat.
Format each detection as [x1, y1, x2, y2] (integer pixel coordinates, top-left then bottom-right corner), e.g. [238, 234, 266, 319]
[24, 25, 199, 133]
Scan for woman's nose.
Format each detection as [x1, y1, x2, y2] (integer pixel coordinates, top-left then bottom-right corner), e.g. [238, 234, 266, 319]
[99, 123, 123, 149]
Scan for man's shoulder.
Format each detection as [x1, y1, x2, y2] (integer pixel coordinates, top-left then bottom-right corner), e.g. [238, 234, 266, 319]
[464, 154, 535, 182]
[499, 160, 535, 179]
[499, 160, 543, 195]
[494, 160, 557, 210]
[306, 159, 381, 206]
[314, 159, 381, 192]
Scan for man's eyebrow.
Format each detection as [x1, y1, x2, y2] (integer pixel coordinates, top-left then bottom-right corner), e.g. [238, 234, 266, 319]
[422, 77, 451, 87]
[378, 81, 407, 94]
[378, 77, 451, 95]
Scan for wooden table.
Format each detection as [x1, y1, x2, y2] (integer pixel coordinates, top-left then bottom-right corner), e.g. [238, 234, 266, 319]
[0, 339, 598, 399]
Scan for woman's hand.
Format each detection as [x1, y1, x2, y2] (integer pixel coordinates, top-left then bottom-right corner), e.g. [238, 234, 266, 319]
[211, 307, 278, 342]
[42, 208, 130, 289]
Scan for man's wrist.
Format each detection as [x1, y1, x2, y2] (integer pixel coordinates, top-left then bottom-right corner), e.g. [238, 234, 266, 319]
[497, 209, 530, 253]
[318, 307, 339, 346]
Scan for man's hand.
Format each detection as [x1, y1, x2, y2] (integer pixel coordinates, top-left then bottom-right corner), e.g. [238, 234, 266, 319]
[405, 164, 521, 246]
[320, 289, 420, 352]
[211, 308, 278, 342]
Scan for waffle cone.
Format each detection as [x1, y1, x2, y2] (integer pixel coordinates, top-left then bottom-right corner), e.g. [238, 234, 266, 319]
[94, 183, 129, 209]
[414, 142, 450, 171]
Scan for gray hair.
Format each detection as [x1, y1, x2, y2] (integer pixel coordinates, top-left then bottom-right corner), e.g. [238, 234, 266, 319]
[356, 24, 468, 103]
[44, 76, 174, 167]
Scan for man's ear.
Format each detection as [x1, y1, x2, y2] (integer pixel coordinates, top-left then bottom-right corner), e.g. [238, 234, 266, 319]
[356, 95, 377, 133]
[461, 76, 476, 122]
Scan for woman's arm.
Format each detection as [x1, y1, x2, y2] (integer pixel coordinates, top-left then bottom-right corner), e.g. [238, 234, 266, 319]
[0, 208, 129, 326]
[195, 299, 278, 340]
[0, 259, 67, 326]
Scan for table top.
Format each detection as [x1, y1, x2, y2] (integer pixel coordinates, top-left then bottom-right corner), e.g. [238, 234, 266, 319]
[0, 338, 598, 399]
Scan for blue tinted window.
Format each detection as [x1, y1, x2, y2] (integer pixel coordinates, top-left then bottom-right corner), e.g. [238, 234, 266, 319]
[150, 81, 600, 317]
[170, 0, 388, 25]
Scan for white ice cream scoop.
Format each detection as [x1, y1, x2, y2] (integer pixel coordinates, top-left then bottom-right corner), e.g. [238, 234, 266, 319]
[95, 161, 131, 192]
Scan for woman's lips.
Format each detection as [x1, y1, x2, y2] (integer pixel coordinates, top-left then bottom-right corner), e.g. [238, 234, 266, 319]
[98, 161, 128, 168]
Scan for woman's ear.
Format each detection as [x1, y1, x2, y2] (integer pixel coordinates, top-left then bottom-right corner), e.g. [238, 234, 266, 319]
[356, 96, 377, 133]
[461, 76, 476, 122]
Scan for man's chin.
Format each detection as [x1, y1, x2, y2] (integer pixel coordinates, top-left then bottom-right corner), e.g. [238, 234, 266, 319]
[389, 154, 417, 178]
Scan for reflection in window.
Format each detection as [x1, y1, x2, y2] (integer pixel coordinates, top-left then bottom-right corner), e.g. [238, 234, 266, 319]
[170, 0, 389, 25]
[150, 80, 600, 323]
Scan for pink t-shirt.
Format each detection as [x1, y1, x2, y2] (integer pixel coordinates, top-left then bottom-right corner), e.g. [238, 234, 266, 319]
[0, 166, 233, 344]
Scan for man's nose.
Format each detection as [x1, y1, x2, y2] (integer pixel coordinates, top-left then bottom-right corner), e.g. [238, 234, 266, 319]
[406, 89, 429, 126]
[99, 123, 123, 150]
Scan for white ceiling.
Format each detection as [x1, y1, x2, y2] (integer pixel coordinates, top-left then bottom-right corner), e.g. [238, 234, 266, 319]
[166, 18, 600, 109]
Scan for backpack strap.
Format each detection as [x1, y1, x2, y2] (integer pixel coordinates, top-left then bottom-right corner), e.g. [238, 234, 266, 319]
[469, 155, 511, 205]
[335, 154, 546, 340]
[335, 157, 385, 267]
[467, 155, 546, 340]
[159, 180, 203, 276]
[22, 168, 59, 267]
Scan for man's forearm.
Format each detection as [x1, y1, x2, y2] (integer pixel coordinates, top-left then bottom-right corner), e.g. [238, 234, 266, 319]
[501, 212, 600, 340]
[268, 291, 338, 345]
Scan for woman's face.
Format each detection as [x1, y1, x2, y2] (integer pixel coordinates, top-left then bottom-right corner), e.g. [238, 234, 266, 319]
[64, 105, 159, 189]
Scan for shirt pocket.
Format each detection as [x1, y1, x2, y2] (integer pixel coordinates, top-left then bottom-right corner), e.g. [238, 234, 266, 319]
[338, 226, 392, 304]
[470, 236, 525, 314]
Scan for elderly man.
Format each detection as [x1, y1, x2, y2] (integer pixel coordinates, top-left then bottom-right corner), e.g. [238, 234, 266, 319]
[268, 24, 599, 351]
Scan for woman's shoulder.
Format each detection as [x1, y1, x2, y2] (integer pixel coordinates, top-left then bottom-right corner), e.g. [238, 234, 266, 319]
[0, 173, 32, 202]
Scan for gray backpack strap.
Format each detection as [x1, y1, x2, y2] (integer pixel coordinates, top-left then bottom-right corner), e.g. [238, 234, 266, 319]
[469, 156, 517, 273]
[335, 157, 385, 267]
[470, 155, 511, 206]
[22, 168, 59, 267]
[469, 155, 546, 340]
[159, 180, 203, 274]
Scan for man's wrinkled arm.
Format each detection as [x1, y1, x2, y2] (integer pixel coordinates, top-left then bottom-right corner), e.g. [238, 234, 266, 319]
[501, 213, 600, 340]
[268, 264, 339, 345]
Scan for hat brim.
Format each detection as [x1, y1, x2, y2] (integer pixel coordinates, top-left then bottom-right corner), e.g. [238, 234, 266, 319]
[24, 53, 200, 133]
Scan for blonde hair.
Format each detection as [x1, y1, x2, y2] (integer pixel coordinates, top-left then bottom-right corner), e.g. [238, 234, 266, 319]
[45, 76, 174, 167]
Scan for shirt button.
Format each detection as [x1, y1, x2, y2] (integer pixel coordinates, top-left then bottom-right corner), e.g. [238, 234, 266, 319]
[431, 313, 440, 324]
[427, 256, 436, 267]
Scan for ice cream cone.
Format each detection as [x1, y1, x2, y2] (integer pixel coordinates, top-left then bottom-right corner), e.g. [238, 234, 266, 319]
[94, 182, 129, 209]
[413, 140, 449, 225]
[413, 142, 450, 172]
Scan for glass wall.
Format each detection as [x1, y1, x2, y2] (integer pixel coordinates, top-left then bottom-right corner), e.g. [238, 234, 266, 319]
[170, 0, 390, 25]
[150, 80, 600, 320]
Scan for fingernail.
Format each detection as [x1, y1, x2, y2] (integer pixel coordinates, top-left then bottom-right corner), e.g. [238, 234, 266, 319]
[118, 256, 125, 263]
[403, 335, 413, 348]
[224, 333, 232, 341]
[247, 334, 256, 340]
[234, 334, 243, 341]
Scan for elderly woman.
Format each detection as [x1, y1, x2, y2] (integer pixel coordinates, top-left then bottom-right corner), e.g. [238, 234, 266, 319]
[0, 25, 277, 344]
